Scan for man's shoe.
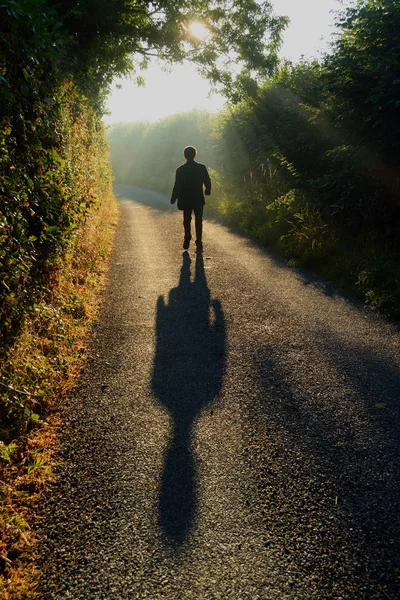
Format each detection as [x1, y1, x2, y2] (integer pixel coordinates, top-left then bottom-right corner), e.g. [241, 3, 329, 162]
[195, 240, 203, 251]
[183, 237, 191, 250]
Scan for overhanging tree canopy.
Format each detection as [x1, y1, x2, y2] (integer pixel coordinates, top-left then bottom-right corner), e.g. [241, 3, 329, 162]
[46, 0, 289, 102]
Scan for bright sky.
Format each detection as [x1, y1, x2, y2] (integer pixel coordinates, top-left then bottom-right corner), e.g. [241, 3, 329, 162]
[103, 0, 341, 125]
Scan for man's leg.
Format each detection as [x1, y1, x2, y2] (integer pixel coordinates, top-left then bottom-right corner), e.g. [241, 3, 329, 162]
[194, 205, 204, 248]
[183, 208, 192, 249]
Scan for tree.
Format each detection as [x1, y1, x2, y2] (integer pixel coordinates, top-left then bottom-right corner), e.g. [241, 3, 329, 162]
[45, 0, 289, 103]
[323, 0, 400, 159]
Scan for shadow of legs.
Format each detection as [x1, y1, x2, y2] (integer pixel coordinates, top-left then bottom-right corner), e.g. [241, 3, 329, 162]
[159, 419, 196, 545]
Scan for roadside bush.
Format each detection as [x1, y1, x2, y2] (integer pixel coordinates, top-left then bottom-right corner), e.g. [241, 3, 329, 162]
[263, 190, 300, 243]
[357, 252, 400, 315]
[0, 1, 111, 342]
[277, 203, 336, 266]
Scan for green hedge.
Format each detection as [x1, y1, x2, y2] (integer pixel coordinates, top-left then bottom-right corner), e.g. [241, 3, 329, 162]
[0, 1, 112, 341]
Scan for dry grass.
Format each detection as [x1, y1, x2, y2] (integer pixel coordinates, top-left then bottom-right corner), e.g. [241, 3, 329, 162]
[0, 191, 118, 599]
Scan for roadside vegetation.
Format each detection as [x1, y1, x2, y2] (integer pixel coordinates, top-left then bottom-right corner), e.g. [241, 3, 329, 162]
[0, 3, 118, 594]
[109, 0, 400, 317]
[0, 191, 117, 598]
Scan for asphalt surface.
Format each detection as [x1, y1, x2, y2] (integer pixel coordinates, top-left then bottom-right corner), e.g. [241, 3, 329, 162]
[39, 184, 400, 599]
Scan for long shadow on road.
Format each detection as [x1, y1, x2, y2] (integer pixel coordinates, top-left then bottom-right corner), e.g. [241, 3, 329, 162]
[152, 252, 226, 545]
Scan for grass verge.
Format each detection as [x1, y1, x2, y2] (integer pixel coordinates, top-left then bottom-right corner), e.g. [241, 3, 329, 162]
[0, 191, 118, 599]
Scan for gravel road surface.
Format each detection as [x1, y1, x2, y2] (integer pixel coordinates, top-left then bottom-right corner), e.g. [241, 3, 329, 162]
[39, 184, 400, 599]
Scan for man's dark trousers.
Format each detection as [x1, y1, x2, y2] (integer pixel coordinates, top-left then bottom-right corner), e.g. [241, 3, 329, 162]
[183, 205, 203, 243]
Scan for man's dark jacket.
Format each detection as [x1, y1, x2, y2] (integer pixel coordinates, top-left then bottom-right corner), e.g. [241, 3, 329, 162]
[171, 160, 211, 210]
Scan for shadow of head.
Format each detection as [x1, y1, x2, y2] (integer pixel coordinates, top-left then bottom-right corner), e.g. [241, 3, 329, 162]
[152, 251, 226, 545]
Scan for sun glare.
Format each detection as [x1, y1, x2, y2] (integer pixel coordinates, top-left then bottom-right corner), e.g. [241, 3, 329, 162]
[189, 22, 209, 41]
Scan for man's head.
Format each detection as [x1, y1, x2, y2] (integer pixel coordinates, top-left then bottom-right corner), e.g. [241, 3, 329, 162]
[183, 145, 197, 161]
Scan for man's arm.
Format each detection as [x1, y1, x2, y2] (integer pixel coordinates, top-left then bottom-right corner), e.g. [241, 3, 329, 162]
[170, 168, 180, 204]
[203, 165, 211, 196]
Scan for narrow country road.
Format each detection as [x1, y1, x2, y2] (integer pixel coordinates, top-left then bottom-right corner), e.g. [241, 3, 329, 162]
[40, 185, 400, 599]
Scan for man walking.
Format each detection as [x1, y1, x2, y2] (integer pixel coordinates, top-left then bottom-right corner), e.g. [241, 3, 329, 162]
[170, 146, 211, 251]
